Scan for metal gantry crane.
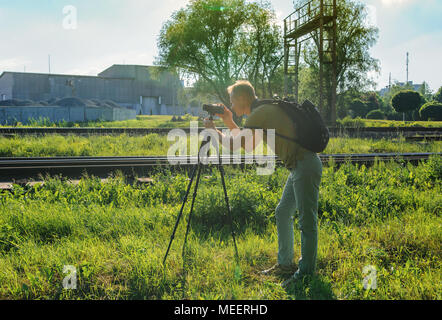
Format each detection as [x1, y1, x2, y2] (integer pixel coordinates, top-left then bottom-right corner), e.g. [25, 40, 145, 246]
[284, 0, 337, 124]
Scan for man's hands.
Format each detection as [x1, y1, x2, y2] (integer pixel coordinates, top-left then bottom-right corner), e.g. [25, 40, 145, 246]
[215, 105, 233, 126]
[203, 104, 234, 130]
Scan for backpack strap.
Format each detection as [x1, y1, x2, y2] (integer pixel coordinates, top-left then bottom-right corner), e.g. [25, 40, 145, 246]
[250, 99, 276, 112]
[248, 99, 303, 145]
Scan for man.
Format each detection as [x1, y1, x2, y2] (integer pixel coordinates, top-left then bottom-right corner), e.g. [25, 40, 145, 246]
[203, 80, 322, 287]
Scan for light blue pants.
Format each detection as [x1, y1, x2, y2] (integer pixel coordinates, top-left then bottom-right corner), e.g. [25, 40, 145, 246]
[275, 151, 322, 275]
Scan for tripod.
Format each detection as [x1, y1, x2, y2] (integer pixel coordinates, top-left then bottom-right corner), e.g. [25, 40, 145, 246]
[162, 126, 240, 270]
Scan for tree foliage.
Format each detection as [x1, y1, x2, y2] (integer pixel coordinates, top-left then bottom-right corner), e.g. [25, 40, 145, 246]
[434, 86, 442, 103]
[156, 0, 283, 107]
[289, 0, 379, 122]
[297, 0, 379, 92]
[366, 109, 385, 120]
[418, 81, 433, 101]
[349, 99, 368, 118]
[419, 102, 442, 121]
[391, 90, 423, 114]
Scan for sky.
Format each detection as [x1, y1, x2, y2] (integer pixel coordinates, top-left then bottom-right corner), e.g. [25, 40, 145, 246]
[0, 0, 441, 92]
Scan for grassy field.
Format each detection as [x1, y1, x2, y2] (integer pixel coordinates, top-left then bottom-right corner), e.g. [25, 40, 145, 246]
[0, 134, 441, 157]
[0, 156, 440, 299]
[336, 117, 442, 128]
[1, 114, 440, 129]
[2, 115, 225, 129]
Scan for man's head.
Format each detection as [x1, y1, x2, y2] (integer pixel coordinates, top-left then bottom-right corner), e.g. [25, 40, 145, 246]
[227, 80, 257, 116]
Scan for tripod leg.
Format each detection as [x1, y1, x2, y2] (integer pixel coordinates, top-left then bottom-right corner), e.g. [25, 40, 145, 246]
[181, 162, 203, 274]
[163, 136, 212, 266]
[163, 163, 198, 265]
[218, 163, 240, 262]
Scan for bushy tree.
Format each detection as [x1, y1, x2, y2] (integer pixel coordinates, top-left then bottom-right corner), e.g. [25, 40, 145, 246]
[296, 0, 379, 122]
[156, 0, 282, 107]
[419, 102, 442, 121]
[336, 88, 361, 119]
[349, 99, 368, 118]
[391, 90, 423, 120]
[381, 82, 413, 119]
[366, 109, 385, 119]
[364, 92, 381, 111]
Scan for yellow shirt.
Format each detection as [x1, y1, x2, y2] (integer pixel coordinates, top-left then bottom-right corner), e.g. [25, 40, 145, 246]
[244, 103, 307, 169]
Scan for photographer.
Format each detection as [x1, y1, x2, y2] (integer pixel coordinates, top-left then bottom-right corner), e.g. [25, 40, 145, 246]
[203, 80, 322, 287]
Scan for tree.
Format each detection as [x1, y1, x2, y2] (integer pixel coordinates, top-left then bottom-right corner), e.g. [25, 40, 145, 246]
[336, 88, 361, 119]
[418, 81, 432, 101]
[419, 102, 442, 121]
[382, 81, 414, 118]
[366, 109, 385, 120]
[156, 0, 283, 111]
[434, 86, 442, 103]
[296, 0, 380, 121]
[391, 90, 422, 121]
[349, 98, 368, 118]
[242, 1, 284, 98]
[362, 91, 381, 114]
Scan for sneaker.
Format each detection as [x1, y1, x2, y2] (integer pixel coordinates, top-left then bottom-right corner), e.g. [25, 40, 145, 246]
[261, 263, 295, 276]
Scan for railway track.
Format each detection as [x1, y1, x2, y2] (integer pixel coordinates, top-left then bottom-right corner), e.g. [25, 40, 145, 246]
[0, 126, 441, 138]
[0, 152, 440, 182]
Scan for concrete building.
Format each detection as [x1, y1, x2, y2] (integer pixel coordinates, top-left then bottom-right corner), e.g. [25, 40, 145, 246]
[379, 81, 423, 97]
[0, 64, 201, 116]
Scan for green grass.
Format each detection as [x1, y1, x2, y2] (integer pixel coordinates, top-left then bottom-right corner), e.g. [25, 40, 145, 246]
[3, 114, 440, 129]
[0, 134, 440, 157]
[0, 156, 440, 299]
[336, 117, 442, 128]
[2, 115, 225, 129]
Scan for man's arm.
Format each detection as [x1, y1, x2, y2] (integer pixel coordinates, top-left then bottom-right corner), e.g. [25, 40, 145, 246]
[214, 105, 242, 137]
[206, 104, 263, 152]
[212, 127, 263, 153]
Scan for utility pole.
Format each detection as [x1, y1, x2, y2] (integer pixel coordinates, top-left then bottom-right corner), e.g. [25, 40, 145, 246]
[406, 52, 409, 84]
[48, 54, 51, 74]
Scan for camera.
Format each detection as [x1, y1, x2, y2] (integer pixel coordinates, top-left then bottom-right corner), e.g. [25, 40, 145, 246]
[203, 104, 224, 115]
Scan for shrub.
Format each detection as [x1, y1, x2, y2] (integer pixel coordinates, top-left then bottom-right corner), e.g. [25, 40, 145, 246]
[419, 101, 442, 121]
[412, 108, 422, 121]
[182, 113, 193, 121]
[391, 90, 422, 113]
[336, 116, 366, 128]
[366, 109, 385, 119]
[386, 112, 403, 121]
[349, 99, 368, 118]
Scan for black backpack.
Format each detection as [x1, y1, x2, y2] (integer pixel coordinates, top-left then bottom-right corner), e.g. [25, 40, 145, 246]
[250, 98, 329, 153]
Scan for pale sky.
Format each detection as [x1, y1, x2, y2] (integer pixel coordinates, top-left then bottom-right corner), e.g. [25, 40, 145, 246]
[0, 0, 441, 92]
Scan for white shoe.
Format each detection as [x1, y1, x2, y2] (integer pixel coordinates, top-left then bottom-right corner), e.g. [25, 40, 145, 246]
[261, 263, 294, 276]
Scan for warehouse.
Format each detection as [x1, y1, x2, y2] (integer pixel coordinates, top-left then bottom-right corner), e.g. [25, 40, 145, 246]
[0, 64, 197, 124]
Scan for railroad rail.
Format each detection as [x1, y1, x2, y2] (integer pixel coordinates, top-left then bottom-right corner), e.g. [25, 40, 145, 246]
[0, 152, 439, 182]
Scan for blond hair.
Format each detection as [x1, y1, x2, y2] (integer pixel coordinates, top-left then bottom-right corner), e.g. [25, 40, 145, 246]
[227, 80, 257, 100]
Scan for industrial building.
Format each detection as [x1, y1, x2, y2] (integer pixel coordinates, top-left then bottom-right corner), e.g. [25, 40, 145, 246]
[0, 64, 201, 124]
